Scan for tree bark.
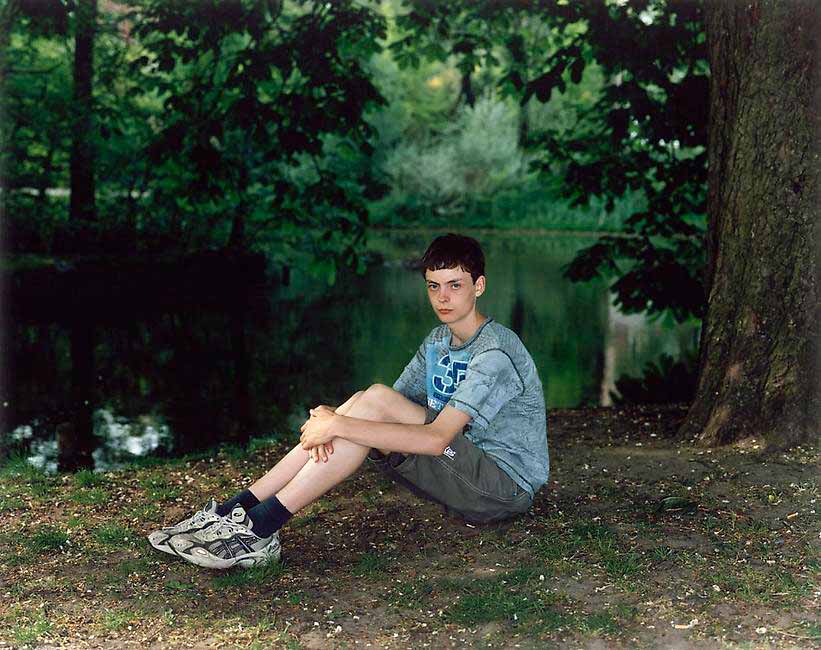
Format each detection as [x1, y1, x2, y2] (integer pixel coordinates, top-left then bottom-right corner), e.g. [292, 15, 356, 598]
[227, 154, 249, 250]
[459, 68, 475, 108]
[60, 322, 95, 471]
[680, 0, 820, 447]
[69, 0, 97, 227]
[0, 0, 21, 196]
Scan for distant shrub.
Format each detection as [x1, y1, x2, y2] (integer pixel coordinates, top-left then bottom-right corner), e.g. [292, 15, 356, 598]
[379, 91, 530, 217]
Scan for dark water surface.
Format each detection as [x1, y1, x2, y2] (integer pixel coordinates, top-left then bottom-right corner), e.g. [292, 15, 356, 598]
[4, 230, 699, 470]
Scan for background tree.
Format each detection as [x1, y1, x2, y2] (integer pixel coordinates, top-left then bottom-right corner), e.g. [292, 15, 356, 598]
[2, 0, 74, 251]
[68, 0, 97, 249]
[680, 0, 819, 446]
[393, 0, 818, 445]
[392, 0, 708, 323]
[129, 0, 386, 279]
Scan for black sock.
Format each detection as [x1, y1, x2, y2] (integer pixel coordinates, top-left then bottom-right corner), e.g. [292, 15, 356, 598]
[246, 496, 292, 538]
[216, 489, 260, 517]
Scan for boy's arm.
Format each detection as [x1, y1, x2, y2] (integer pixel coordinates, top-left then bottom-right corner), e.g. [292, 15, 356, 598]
[302, 406, 471, 456]
[392, 340, 427, 405]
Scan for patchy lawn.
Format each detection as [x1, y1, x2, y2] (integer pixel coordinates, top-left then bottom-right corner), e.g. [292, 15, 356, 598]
[0, 404, 818, 648]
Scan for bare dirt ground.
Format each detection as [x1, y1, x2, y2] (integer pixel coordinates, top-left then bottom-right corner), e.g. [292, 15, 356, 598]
[0, 404, 818, 648]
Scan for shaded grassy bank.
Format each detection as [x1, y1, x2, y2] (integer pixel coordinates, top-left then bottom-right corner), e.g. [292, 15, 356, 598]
[0, 404, 817, 648]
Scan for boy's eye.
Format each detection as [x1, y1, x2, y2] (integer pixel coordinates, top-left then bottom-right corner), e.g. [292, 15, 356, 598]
[451, 283, 461, 289]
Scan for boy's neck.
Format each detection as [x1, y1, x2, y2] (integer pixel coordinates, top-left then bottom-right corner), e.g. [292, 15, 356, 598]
[448, 311, 488, 347]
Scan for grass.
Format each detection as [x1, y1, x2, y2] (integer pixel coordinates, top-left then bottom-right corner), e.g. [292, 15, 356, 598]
[211, 562, 286, 589]
[651, 544, 675, 562]
[570, 522, 644, 579]
[139, 475, 182, 502]
[441, 566, 548, 625]
[577, 610, 621, 635]
[0, 407, 816, 649]
[525, 519, 644, 580]
[217, 444, 247, 461]
[353, 552, 390, 577]
[74, 469, 108, 488]
[10, 609, 52, 647]
[711, 567, 812, 606]
[164, 579, 198, 594]
[70, 486, 110, 505]
[31, 526, 70, 553]
[101, 610, 133, 631]
[116, 557, 154, 576]
[0, 453, 53, 498]
[2, 549, 32, 568]
[92, 523, 135, 546]
[129, 501, 162, 520]
[121, 454, 189, 470]
[803, 622, 821, 641]
[286, 591, 306, 606]
[394, 566, 628, 638]
[0, 452, 43, 479]
[390, 566, 565, 630]
[246, 437, 278, 455]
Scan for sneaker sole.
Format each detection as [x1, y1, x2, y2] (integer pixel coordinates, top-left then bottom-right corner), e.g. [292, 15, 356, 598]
[147, 518, 223, 557]
[148, 533, 178, 556]
[171, 545, 281, 570]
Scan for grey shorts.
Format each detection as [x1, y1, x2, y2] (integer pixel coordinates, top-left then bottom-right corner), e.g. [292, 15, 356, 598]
[368, 408, 533, 524]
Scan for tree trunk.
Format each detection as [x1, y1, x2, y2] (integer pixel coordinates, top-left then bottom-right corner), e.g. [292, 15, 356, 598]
[0, 0, 21, 197]
[60, 322, 95, 471]
[227, 157, 249, 251]
[680, 0, 820, 447]
[459, 68, 475, 108]
[69, 0, 97, 227]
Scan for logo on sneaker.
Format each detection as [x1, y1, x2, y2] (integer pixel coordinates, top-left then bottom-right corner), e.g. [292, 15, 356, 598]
[230, 505, 248, 524]
[443, 446, 456, 459]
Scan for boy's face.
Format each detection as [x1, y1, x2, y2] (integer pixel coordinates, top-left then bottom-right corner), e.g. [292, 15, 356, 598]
[424, 266, 485, 326]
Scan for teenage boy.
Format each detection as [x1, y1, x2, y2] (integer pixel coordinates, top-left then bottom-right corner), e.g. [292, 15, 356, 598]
[148, 234, 549, 569]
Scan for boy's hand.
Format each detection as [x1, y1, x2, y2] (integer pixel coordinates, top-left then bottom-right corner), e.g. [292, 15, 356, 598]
[309, 405, 336, 417]
[301, 405, 339, 462]
[300, 407, 337, 453]
[308, 441, 334, 464]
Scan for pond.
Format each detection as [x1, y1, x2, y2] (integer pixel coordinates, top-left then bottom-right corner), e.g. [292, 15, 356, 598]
[3, 229, 700, 470]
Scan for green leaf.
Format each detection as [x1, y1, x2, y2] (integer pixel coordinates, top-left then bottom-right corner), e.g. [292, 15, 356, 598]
[655, 496, 697, 513]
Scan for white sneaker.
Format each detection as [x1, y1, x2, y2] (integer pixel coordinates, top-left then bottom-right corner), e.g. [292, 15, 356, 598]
[147, 498, 222, 555]
[169, 504, 281, 570]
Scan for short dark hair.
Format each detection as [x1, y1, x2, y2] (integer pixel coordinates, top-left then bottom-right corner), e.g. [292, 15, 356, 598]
[419, 233, 485, 283]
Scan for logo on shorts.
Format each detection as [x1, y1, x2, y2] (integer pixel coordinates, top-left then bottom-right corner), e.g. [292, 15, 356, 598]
[443, 446, 456, 459]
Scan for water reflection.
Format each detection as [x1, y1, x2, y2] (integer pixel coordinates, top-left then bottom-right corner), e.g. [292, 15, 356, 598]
[21, 409, 172, 473]
[3, 230, 700, 469]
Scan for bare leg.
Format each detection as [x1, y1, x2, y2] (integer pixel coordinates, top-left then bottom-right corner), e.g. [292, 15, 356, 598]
[248, 391, 364, 501]
[276, 384, 426, 513]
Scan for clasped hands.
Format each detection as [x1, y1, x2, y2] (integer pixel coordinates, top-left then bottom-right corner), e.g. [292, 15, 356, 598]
[300, 405, 338, 463]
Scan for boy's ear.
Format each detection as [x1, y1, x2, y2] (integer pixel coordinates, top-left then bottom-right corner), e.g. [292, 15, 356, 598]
[475, 275, 486, 297]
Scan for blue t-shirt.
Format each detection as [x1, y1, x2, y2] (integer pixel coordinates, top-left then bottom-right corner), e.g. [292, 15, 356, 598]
[393, 318, 549, 498]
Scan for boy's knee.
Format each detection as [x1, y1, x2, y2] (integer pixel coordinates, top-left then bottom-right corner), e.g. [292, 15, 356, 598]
[364, 383, 392, 399]
[348, 384, 392, 419]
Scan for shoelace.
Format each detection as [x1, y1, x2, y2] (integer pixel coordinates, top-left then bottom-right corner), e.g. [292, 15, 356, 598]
[166, 507, 215, 532]
[190, 509, 216, 524]
[200, 519, 254, 542]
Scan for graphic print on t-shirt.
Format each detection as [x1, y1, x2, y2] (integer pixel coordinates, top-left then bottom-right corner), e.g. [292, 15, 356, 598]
[426, 346, 470, 411]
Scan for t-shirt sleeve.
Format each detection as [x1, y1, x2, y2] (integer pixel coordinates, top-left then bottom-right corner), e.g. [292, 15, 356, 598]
[392, 340, 427, 406]
[448, 350, 523, 427]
